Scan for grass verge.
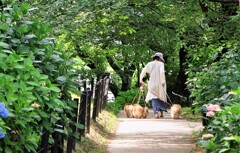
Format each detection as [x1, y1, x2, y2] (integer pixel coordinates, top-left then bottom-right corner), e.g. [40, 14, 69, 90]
[181, 107, 205, 153]
[75, 108, 118, 153]
[181, 107, 202, 121]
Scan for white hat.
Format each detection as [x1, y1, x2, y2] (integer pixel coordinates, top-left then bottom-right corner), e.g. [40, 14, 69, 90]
[151, 52, 165, 62]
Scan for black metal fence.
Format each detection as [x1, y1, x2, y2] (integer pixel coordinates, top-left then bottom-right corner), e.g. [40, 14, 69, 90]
[38, 74, 110, 153]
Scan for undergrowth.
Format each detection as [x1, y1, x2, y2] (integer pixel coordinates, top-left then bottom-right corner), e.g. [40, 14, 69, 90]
[181, 107, 201, 122]
[75, 108, 118, 153]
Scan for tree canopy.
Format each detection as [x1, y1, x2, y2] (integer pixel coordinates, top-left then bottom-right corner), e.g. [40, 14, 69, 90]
[20, 0, 240, 104]
[0, 0, 239, 152]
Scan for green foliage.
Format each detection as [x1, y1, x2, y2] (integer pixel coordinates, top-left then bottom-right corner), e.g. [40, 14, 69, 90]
[198, 89, 240, 152]
[185, 2, 240, 108]
[0, 1, 80, 152]
[23, 0, 181, 94]
[181, 107, 201, 121]
[187, 49, 239, 107]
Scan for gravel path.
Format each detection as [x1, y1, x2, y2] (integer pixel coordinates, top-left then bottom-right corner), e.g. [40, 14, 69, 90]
[107, 109, 201, 153]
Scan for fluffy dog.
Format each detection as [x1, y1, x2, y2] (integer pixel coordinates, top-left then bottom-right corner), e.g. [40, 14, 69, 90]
[124, 103, 148, 118]
[128, 104, 134, 118]
[124, 103, 130, 117]
[170, 104, 182, 119]
[124, 103, 134, 118]
[142, 107, 149, 118]
[132, 104, 143, 119]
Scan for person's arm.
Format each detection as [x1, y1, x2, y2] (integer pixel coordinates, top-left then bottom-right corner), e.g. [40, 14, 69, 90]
[140, 64, 150, 86]
[160, 64, 166, 87]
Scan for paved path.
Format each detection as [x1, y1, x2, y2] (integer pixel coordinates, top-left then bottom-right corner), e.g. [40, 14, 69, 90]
[107, 109, 201, 153]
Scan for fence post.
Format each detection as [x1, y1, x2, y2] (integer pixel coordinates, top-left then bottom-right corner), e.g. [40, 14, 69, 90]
[102, 72, 110, 109]
[86, 90, 92, 133]
[79, 91, 87, 137]
[92, 83, 99, 122]
[96, 80, 101, 118]
[91, 78, 94, 91]
[98, 79, 103, 113]
[66, 98, 79, 153]
[83, 80, 87, 90]
[39, 129, 49, 153]
[102, 77, 110, 109]
[51, 123, 64, 153]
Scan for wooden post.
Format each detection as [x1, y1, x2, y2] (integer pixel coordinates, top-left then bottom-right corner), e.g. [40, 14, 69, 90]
[79, 91, 87, 136]
[66, 98, 79, 153]
[39, 129, 49, 153]
[51, 124, 64, 153]
[92, 82, 99, 122]
[99, 79, 104, 113]
[102, 77, 110, 109]
[91, 78, 94, 91]
[86, 90, 92, 133]
[96, 80, 102, 117]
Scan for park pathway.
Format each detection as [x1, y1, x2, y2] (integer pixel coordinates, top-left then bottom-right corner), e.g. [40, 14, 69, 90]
[106, 109, 201, 153]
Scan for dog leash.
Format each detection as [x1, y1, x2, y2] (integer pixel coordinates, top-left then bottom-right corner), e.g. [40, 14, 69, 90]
[131, 89, 141, 104]
[131, 87, 147, 107]
[166, 92, 174, 106]
[157, 88, 173, 106]
[140, 86, 147, 107]
[172, 91, 186, 98]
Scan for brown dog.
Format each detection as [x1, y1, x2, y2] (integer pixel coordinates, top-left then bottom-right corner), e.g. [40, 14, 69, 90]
[170, 104, 182, 119]
[124, 103, 134, 118]
[124, 103, 148, 118]
[124, 103, 131, 117]
[142, 107, 149, 118]
[132, 104, 149, 119]
[132, 104, 143, 119]
[128, 104, 134, 118]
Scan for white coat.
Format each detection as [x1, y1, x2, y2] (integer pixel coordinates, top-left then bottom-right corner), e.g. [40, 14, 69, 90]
[140, 60, 166, 103]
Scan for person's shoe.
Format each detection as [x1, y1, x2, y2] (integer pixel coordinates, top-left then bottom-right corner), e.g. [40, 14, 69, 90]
[154, 113, 159, 118]
[158, 111, 164, 118]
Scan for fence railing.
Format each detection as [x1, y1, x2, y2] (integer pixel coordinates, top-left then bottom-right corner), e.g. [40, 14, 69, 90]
[38, 75, 110, 153]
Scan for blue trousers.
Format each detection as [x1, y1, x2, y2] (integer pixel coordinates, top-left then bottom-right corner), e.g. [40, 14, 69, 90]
[151, 98, 168, 113]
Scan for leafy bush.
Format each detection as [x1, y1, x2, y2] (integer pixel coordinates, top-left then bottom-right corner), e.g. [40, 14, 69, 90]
[197, 90, 240, 152]
[187, 49, 239, 107]
[181, 107, 201, 121]
[0, 1, 80, 152]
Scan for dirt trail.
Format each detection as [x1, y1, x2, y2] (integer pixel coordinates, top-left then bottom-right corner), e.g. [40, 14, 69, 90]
[107, 109, 201, 153]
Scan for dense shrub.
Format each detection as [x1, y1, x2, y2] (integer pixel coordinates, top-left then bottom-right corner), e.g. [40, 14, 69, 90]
[197, 88, 240, 152]
[0, 1, 80, 152]
[187, 49, 239, 107]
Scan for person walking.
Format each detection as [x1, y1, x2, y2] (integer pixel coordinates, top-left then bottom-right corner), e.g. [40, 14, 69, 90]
[140, 52, 167, 118]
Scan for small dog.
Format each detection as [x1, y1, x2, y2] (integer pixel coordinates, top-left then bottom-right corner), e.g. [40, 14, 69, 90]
[142, 107, 149, 118]
[124, 103, 148, 118]
[132, 104, 149, 119]
[124, 103, 131, 117]
[170, 104, 182, 119]
[132, 104, 143, 119]
[124, 103, 134, 118]
[128, 104, 134, 118]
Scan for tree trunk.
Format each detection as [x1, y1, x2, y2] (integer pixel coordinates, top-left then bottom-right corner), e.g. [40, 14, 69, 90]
[175, 46, 191, 106]
[120, 69, 134, 91]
